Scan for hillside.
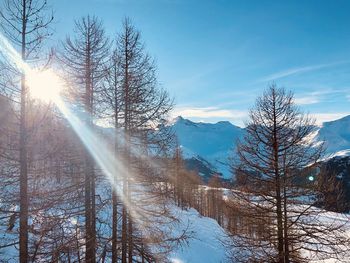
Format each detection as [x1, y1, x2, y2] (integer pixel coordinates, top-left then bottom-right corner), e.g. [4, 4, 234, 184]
[170, 206, 229, 263]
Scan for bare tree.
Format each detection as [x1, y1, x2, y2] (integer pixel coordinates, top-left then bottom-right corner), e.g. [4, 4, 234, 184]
[98, 17, 174, 262]
[0, 1, 53, 262]
[97, 48, 123, 262]
[230, 85, 349, 262]
[60, 15, 110, 263]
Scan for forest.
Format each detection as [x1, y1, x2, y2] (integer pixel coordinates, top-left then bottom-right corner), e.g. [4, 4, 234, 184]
[0, 0, 350, 263]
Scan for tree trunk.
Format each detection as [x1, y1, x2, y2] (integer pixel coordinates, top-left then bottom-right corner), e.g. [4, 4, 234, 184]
[273, 95, 284, 263]
[84, 37, 96, 262]
[111, 81, 120, 262]
[91, 168, 96, 262]
[112, 192, 118, 263]
[128, 213, 133, 262]
[84, 156, 94, 262]
[283, 184, 289, 263]
[275, 183, 284, 263]
[121, 177, 127, 263]
[19, 1, 28, 261]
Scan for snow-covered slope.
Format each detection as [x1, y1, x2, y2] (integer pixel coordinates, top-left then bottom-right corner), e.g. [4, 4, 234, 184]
[171, 116, 243, 159]
[170, 206, 229, 263]
[316, 115, 350, 158]
[170, 116, 243, 179]
[169, 196, 350, 263]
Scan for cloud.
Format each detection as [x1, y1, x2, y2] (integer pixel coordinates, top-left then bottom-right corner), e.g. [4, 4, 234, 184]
[294, 96, 320, 105]
[173, 106, 247, 119]
[259, 61, 349, 83]
[311, 112, 350, 125]
[294, 88, 350, 105]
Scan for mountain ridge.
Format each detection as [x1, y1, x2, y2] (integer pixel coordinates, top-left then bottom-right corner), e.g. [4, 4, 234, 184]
[169, 115, 350, 179]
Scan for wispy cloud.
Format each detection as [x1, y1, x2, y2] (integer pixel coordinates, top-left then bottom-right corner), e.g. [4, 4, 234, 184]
[294, 90, 331, 105]
[259, 61, 350, 83]
[172, 106, 248, 126]
[173, 107, 247, 119]
[311, 112, 350, 125]
[294, 96, 320, 105]
[294, 88, 350, 105]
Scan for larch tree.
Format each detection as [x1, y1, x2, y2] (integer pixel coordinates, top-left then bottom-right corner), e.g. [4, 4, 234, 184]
[230, 85, 350, 262]
[0, 1, 53, 262]
[60, 15, 110, 263]
[101, 17, 174, 262]
[98, 48, 123, 262]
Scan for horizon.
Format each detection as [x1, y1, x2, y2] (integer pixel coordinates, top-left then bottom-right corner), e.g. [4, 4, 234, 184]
[171, 113, 350, 128]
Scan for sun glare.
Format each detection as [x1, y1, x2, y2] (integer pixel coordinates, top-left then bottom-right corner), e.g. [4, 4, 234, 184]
[26, 69, 63, 103]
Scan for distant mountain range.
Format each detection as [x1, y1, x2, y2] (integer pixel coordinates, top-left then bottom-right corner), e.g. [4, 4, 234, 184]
[168, 115, 350, 180]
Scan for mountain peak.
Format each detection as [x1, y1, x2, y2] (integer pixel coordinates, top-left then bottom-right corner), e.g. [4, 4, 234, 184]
[175, 115, 184, 121]
[215, 120, 234, 127]
[173, 116, 197, 126]
[171, 116, 242, 130]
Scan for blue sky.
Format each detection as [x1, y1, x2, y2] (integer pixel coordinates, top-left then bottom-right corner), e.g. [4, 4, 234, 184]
[51, 0, 350, 127]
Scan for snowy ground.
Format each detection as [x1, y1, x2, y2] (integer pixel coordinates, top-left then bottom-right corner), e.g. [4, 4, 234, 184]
[170, 206, 229, 263]
[169, 198, 350, 263]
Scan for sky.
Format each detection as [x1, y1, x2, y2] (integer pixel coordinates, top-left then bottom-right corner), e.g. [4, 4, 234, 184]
[49, 0, 350, 127]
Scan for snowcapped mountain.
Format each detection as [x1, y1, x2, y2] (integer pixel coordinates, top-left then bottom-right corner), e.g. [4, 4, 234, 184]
[169, 116, 244, 179]
[169, 115, 350, 180]
[316, 115, 350, 158]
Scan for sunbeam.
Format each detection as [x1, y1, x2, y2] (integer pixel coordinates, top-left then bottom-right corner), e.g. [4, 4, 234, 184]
[0, 31, 179, 261]
[52, 98, 171, 256]
[54, 97, 136, 214]
[0, 30, 159, 230]
[0, 33, 30, 73]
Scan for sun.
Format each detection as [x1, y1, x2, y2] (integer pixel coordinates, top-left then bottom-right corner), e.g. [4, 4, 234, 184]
[26, 69, 63, 103]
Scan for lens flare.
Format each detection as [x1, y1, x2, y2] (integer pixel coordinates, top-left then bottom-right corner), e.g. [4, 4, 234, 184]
[0, 33, 62, 103]
[26, 69, 63, 103]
